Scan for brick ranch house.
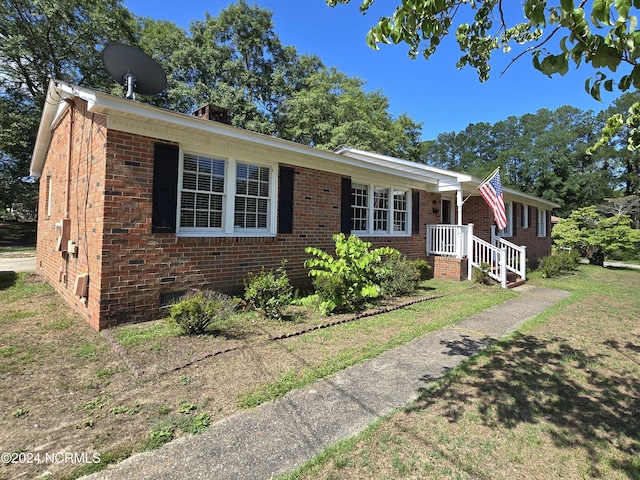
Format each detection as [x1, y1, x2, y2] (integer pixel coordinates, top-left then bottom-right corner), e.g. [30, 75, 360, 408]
[30, 80, 559, 330]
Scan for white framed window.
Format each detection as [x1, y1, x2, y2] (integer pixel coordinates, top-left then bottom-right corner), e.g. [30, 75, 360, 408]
[234, 162, 270, 230]
[537, 208, 547, 237]
[393, 190, 408, 232]
[177, 152, 276, 236]
[497, 202, 513, 237]
[373, 187, 389, 232]
[521, 203, 529, 229]
[351, 183, 368, 232]
[351, 183, 410, 236]
[179, 153, 225, 231]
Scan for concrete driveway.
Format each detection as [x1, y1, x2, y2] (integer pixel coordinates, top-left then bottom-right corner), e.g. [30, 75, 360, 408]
[0, 256, 37, 273]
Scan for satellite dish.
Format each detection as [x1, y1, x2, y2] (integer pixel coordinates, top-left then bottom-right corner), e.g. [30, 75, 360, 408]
[102, 43, 167, 100]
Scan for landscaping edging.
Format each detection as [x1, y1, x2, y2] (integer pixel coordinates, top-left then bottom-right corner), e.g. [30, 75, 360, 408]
[105, 288, 474, 379]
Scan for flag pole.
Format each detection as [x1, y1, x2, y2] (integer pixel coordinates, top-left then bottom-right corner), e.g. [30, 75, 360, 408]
[460, 166, 501, 206]
[477, 166, 501, 189]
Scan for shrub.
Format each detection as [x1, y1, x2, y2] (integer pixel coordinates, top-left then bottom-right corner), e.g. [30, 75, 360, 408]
[412, 259, 432, 281]
[244, 262, 293, 320]
[169, 290, 237, 335]
[472, 262, 492, 285]
[305, 233, 398, 313]
[538, 250, 580, 278]
[379, 254, 421, 297]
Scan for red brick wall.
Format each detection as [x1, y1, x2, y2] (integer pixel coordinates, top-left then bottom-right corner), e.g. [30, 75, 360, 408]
[36, 100, 107, 330]
[98, 152, 439, 327]
[37, 104, 552, 330]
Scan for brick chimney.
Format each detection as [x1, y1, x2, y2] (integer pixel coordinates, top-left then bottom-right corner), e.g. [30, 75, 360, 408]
[192, 104, 230, 124]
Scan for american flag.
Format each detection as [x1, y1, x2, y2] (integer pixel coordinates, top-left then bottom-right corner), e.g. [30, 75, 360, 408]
[478, 168, 507, 230]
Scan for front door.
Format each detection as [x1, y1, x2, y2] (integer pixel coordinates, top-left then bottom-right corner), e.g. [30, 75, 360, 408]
[442, 199, 452, 224]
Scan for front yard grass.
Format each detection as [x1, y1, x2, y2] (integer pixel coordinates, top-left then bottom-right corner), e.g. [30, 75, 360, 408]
[280, 265, 640, 480]
[0, 272, 512, 480]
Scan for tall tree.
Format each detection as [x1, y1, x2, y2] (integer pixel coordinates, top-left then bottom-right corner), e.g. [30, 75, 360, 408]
[153, 1, 323, 135]
[422, 104, 614, 216]
[279, 67, 424, 159]
[327, 0, 640, 151]
[0, 0, 136, 210]
[595, 91, 640, 196]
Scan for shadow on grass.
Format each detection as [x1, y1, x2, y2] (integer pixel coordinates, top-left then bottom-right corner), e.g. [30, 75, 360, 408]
[0, 271, 18, 291]
[411, 332, 640, 478]
[0, 221, 36, 247]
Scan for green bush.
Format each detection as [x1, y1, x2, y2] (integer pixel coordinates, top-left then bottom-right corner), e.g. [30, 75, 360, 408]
[305, 233, 398, 314]
[412, 259, 432, 281]
[169, 290, 237, 335]
[379, 254, 421, 297]
[538, 250, 580, 278]
[244, 263, 293, 320]
[472, 262, 492, 285]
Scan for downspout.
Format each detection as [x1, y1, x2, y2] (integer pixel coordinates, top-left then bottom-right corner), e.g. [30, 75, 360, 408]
[64, 99, 75, 219]
[60, 98, 75, 284]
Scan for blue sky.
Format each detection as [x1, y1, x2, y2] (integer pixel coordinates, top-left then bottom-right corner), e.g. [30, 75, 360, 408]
[123, 0, 619, 140]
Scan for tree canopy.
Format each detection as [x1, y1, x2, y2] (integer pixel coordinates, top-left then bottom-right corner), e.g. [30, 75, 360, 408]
[552, 205, 640, 264]
[327, 0, 640, 151]
[421, 104, 619, 217]
[0, 0, 422, 211]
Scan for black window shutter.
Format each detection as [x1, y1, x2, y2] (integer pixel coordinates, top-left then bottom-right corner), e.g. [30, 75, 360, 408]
[512, 203, 517, 236]
[278, 166, 295, 234]
[340, 177, 352, 234]
[412, 191, 420, 234]
[152, 143, 179, 233]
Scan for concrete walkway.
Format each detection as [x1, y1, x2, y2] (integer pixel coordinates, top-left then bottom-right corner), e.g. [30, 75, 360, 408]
[83, 284, 570, 480]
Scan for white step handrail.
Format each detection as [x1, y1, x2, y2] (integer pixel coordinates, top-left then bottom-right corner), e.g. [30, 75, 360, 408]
[498, 237, 527, 280]
[468, 235, 507, 288]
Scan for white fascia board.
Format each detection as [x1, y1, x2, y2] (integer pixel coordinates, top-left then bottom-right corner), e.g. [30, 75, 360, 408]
[30, 80, 77, 178]
[336, 146, 560, 210]
[462, 180, 561, 209]
[58, 81, 437, 186]
[335, 146, 472, 184]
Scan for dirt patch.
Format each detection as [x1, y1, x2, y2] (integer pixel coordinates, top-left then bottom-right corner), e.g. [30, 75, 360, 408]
[0, 273, 485, 480]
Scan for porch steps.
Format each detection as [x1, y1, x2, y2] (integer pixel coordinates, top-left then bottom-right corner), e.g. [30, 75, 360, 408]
[505, 271, 526, 289]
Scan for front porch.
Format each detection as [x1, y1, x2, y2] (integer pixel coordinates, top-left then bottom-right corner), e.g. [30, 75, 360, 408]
[426, 224, 527, 288]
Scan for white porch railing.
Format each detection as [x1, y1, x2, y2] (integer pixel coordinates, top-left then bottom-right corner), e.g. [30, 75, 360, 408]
[427, 223, 526, 288]
[425, 224, 470, 259]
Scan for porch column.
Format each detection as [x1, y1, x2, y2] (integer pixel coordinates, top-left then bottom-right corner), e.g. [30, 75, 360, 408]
[455, 189, 464, 259]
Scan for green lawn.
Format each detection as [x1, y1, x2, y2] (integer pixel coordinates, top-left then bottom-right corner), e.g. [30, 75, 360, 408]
[280, 265, 640, 480]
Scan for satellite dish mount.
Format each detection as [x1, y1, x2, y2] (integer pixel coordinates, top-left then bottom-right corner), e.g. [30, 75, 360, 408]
[122, 72, 137, 100]
[102, 43, 167, 100]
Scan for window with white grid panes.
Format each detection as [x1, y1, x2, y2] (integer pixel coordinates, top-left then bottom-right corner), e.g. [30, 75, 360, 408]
[351, 183, 368, 231]
[373, 187, 389, 232]
[180, 153, 225, 229]
[351, 183, 409, 235]
[234, 162, 270, 229]
[537, 208, 547, 237]
[393, 190, 407, 232]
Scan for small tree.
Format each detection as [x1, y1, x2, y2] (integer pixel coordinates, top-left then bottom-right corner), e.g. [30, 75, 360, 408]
[305, 233, 398, 313]
[552, 206, 640, 266]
